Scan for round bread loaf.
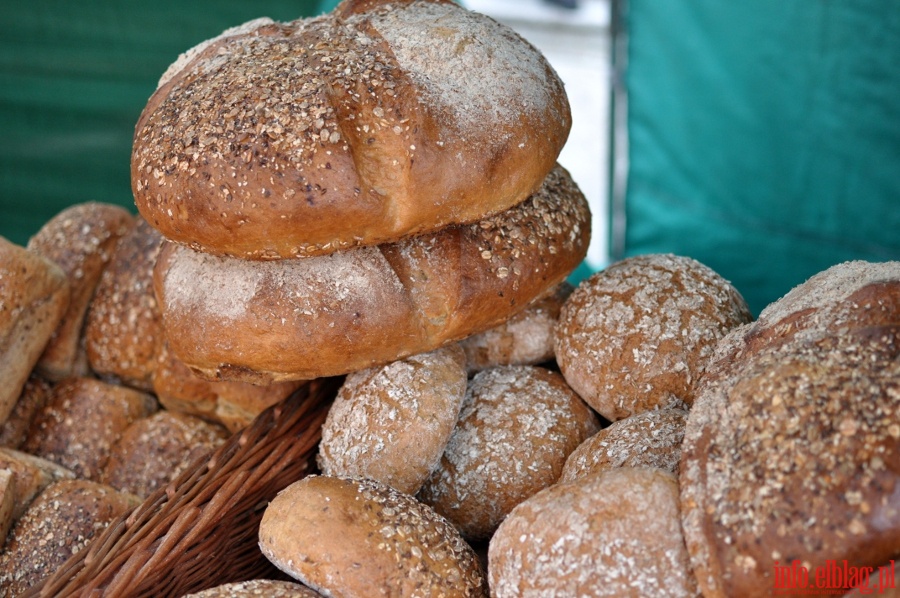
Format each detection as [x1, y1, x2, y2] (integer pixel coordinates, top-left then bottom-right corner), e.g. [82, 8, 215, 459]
[101, 410, 228, 498]
[133, 0, 570, 260]
[85, 217, 165, 391]
[488, 467, 697, 597]
[154, 164, 590, 383]
[317, 344, 467, 494]
[417, 365, 600, 541]
[555, 253, 752, 421]
[680, 324, 900, 598]
[21, 377, 158, 480]
[559, 407, 688, 483]
[182, 579, 324, 597]
[258, 475, 488, 597]
[26, 202, 135, 381]
[0, 479, 140, 595]
[459, 281, 572, 375]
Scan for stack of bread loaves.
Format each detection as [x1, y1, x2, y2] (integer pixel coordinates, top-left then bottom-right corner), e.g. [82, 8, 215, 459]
[133, 0, 591, 384]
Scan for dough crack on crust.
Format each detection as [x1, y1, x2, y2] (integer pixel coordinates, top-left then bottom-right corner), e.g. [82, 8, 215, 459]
[132, 0, 570, 259]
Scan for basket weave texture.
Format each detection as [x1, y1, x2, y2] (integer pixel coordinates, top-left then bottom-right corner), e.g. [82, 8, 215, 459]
[23, 377, 340, 598]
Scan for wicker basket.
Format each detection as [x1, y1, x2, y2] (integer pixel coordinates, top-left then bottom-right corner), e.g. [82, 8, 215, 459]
[23, 377, 341, 598]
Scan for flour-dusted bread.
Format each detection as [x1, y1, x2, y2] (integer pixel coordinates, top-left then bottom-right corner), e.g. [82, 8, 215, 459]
[259, 475, 488, 597]
[26, 202, 134, 381]
[154, 165, 590, 383]
[0, 237, 69, 425]
[133, 0, 570, 260]
[555, 253, 751, 421]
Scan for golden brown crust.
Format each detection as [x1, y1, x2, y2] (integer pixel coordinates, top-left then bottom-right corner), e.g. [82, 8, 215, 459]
[555, 253, 752, 421]
[317, 344, 467, 494]
[100, 410, 228, 498]
[417, 365, 600, 541]
[0, 479, 140, 595]
[0, 237, 70, 424]
[680, 325, 900, 598]
[26, 202, 135, 381]
[21, 377, 158, 480]
[488, 467, 698, 597]
[154, 164, 590, 383]
[132, 0, 569, 259]
[85, 217, 165, 391]
[258, 475, 488, 597]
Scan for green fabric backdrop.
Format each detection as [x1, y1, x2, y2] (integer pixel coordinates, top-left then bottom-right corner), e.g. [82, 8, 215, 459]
[0, 1, 325, 247]
[616, 0, 900, 315]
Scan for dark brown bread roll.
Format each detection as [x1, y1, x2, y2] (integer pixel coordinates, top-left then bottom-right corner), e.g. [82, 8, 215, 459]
[488, 467, 697, 597]
[85, 217, 165, 391]
[26, 202, 134, 381]
[0, 376, 52, 450]
[317, 345, 467, 494]
[21, 377, 158, 480]
[417, 365, 600, 541]
[555, 253, 752, 421]
[680, 324, 900, 598]
[0, 237, 69, 425]
[259, 475, 488, 597]
[0, 479, 140, 596]
[133, 0, 570, 259]
[154, 164, 590, 383]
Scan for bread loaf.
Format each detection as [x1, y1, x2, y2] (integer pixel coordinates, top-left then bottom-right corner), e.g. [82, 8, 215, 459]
[182, 579, 324, 597]
[133, 0, 570, 259]
[0, 447, 75, 521]
[154, 164, 590, 383]
[0, 237, 69, 424]
[259, 475, 488, 597]
[26, 202, 134, 381]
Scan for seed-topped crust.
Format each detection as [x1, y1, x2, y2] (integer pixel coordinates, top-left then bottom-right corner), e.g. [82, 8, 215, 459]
[132, 0, 570, 259]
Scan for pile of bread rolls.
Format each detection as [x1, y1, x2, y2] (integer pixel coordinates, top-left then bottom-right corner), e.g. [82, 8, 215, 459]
[2, 0, 899, 595]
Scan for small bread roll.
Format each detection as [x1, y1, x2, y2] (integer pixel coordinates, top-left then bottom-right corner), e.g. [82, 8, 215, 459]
[0, 376, 52, 449]
[418, 365, 600, 541]
[0, 237, 69, 424]
[182, 579, 324, 597]
[488, 467, 697, 597]
[0, 447, 75, 521]
[153, 341, 303, 433]
[101, 410, 228, 498]
[555, 253, 752, 421]
[85, 217, 165, 391]
[0, 468, 14, 544]
[560, 407, 688, 483]
[459, 282, 572, 375]
[27, 202, 134, 381]
[317, 345, 467, 494]
[259, 475, 488, 598]
[21, 377, 158, 480]
[0, 479, 140, 595]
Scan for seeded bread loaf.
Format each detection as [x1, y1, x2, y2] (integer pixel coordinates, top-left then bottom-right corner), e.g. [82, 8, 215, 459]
[132, 0, 570, 259]
[153, 164, 590, 383]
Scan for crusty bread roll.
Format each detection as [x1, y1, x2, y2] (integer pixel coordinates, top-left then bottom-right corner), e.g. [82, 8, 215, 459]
[555, 253, 752, 421]
[259, 475, 488, 597]
[680, 324, 900, 598]
[0, 376, 51, 450]
[152, 341, 304, 433]
[0, 447, 75, 521]
[488, 467, 697, 597]
[182, 579, 324, 597]
[133, 0, 570, 260]
[0, 468, 14, 544]
[26, 202, 134, 381]
[154, 164, 590, 383]
[100, 410, 228, 498]
[85, 217, 165, 391]
[459, 281, 572, 375]
[418, 365, 600, 541]
[560, 407, 688, 483]
[0, 237, 69, 425]
[0, 479, 140, 595]
[317, 344, 467, 494]
[21, 377, 158, 480]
